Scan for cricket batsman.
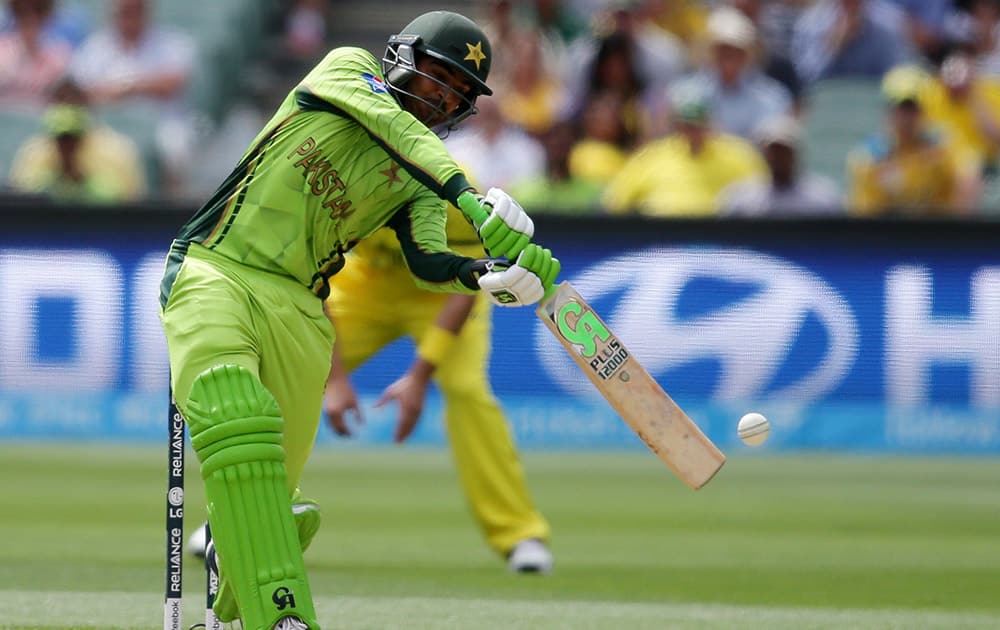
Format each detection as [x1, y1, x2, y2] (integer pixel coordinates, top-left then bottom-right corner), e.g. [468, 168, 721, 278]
[158, 11, 559, 630]
[323, 202, 553, 573]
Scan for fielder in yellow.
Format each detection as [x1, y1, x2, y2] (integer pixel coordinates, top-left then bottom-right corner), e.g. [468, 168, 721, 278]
[323, 202, 553, 573]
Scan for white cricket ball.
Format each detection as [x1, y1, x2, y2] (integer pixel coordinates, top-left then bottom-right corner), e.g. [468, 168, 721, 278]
[738, 412, 770, 446]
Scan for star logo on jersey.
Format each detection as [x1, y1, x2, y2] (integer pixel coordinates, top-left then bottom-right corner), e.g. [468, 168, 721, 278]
[361, 72, 389, 94]
[464, 41, 486, 70]
[380, 161, 403, 188]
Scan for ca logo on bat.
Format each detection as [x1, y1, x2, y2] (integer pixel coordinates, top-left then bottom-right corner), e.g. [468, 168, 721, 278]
[555, 300, 629, 380]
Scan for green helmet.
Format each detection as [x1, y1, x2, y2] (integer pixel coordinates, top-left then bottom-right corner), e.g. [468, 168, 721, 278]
[383, 11, 493, 130]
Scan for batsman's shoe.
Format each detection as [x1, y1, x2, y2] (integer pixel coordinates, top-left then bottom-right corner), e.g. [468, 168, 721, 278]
[205, 540, 246, 623]
[291, 497, 322, 554]
[187, 522, 208, 558]
[507, 539, 553, 574]
[205, 538, 219, 575]
[210, 497, 322, 622]
[273, 616, 311, 630]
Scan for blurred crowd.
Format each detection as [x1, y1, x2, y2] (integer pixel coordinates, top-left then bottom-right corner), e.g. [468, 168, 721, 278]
[447, 0, 1000, 218]
[0, 0, 196, 201]
[2, 0, 1000, 218]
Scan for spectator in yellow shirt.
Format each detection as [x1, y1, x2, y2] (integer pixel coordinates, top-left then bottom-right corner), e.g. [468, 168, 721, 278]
[567, 92, 632, 186]
[602, 78, 766, 217]
[920, 49, 1000, 173]
[847, 65, 981, 216]
[8, 79, 147, 202]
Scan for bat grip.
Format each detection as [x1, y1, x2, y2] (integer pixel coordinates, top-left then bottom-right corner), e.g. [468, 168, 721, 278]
[542, 279, 559, 300]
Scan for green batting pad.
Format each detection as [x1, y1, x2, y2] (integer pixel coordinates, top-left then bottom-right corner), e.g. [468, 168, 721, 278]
[214, 494, 322, 622]
[186, 365, 319, 630]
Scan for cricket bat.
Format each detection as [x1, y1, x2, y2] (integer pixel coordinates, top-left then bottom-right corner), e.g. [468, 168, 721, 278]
[538, 281, 726, 489]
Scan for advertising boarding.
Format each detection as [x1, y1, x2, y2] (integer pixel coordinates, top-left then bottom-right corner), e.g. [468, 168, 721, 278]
[1, 208, 997, 453]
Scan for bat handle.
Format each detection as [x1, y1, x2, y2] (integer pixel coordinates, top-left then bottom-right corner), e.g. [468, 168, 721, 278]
[542, 279, 559, 300]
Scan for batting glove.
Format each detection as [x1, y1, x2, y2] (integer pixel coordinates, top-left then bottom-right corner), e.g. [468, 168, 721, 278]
[458, 188, 534, 259]
[478, 244, 560, 307]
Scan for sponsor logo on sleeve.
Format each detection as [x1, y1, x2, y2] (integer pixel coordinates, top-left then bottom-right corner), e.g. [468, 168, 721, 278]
[362, 73, 389, 94]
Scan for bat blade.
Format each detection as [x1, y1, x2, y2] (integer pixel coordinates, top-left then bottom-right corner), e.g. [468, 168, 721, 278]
[537, 281, 725, 489]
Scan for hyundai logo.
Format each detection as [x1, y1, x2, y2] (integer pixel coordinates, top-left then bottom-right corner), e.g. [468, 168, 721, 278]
[537, 247, 858, 403]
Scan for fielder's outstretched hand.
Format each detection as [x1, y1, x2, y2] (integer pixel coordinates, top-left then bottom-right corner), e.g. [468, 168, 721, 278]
[374, 370, 429, 444]
[457, 188, 534, 259]
[323, 373, 364, 437]
[478, 243, 560, 307]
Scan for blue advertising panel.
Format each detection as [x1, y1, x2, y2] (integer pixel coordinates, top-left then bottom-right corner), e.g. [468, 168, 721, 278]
[1, 204, 998, 453]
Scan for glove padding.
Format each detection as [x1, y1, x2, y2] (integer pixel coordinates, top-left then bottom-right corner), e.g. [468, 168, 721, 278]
[478, 244, 561, 307]
[475, 188, 534, 259]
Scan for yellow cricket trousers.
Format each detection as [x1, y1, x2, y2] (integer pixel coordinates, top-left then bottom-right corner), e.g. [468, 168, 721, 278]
[327, 257, 550, 554]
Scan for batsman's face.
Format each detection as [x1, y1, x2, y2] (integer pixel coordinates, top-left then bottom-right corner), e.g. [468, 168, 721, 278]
[405, 57, 474, 127]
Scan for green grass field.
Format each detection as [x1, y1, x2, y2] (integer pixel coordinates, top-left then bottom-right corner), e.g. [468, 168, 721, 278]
[2, 444, 999, 629]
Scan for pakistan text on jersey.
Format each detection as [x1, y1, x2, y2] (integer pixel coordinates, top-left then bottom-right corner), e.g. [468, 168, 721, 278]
[287, 137, 354, 220]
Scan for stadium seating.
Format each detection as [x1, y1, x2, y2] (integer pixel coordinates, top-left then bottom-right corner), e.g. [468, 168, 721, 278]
[96, 102, 165, 193]
[801, 79, 886, 190]
[0, 105, 163, 195]
[327, 0, 473, 53]
[55, 0, 279, 194]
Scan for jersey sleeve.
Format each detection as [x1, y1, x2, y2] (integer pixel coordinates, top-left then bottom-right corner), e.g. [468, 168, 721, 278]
[386, 202, 482, 294]
[349, 204, 483, 270]
[295, 47, 473, 205]
[444, 203, 485, 258]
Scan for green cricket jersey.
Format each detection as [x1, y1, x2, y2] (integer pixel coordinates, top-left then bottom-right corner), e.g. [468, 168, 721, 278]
[160, 47, 482, 306]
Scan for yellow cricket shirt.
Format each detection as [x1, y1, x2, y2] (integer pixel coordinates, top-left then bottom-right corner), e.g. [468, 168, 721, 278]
[921, 77, 1000, 168]
[602, 133, 765, 217]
